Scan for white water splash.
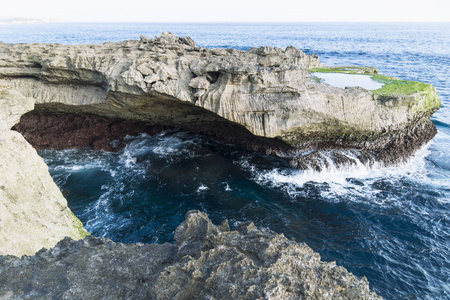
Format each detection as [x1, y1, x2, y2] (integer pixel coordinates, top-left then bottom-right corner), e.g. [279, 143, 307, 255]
[197, 183, 209, 192]
[123, 132, 199, 160]
[224, 182, 232, 191]
[249, 142, 434, 202]
[119, 150, 137, 168]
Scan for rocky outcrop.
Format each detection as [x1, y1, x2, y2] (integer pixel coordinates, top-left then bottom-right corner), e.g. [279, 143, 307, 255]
[0, 86, 88, 257]
[0, 211, 381, 299]
[0, 32, 441, 169]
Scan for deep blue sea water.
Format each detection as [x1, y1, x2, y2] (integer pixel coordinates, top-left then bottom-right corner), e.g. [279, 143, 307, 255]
[1, 23, 449, 299]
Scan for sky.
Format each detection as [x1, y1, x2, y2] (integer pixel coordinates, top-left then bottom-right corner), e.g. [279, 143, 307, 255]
[1, 0, 449, 23]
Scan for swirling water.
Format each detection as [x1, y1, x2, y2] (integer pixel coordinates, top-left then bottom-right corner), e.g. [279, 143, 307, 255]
[1, 23, 449, 299]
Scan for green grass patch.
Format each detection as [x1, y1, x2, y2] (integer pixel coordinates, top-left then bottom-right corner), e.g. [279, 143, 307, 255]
[371, 74, 432, 96]
[371, 74, 441, 116]
[310, 66, 432, 96]
[308, 65, 440, 116]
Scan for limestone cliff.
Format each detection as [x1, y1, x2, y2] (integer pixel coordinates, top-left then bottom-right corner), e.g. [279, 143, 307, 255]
[0, 211, 381, 299]
[0, 32, 441, 169]
[0, 86, 88, 257]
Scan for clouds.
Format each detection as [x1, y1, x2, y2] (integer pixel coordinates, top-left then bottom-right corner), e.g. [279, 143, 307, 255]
[1, 0, 449, 22]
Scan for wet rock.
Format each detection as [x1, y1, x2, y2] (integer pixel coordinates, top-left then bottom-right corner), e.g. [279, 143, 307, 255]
[12, 111, 170, 151]
[0, 211, 381, 299]
[109, 139, 121, 149]
[13, 107, 292, 155]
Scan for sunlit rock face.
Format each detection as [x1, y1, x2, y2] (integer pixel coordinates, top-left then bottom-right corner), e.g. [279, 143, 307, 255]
[0, 86, 88, 257]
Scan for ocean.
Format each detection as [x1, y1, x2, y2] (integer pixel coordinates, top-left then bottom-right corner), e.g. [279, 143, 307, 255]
[1, 23, 449, 299]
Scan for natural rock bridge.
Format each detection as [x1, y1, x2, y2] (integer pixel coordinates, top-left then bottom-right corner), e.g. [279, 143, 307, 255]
[0, 32, 440, 299]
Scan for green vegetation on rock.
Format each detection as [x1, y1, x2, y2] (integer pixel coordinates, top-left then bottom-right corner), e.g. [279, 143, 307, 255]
[309, 66, 378, 74]
[310, 75, 323, 83]
[309, 66, 441, 115]
[370, 75, 441, 116]
[280, 120, 381, 148]
[310, 66, 435, 97]
[70, 211, 90, 238]
[371, 74, 432, 96]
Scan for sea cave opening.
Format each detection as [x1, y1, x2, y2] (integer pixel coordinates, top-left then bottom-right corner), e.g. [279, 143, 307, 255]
[10, 97, 445, 299]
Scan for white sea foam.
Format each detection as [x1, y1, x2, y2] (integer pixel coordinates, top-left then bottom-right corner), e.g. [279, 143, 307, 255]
[71, 165, 84, 171]
[70, 164, 104, 171]
[249, 142, 434, 202]
[119, 151, 137, 168]
[197, 183, 209, 192]
[224, 182, 232, 191]
[123, 132, 198, 160]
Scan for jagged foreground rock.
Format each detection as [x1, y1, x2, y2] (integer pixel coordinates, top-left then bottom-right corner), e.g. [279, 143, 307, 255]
[0, 32, 441, 169]
[0, 86, 88, 257]
[0, 211, 381, 299]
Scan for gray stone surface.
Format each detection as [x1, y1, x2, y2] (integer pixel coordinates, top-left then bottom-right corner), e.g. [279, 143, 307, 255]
[0, 211, 381, 300]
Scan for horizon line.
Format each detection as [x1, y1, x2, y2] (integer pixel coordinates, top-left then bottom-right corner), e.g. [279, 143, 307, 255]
[1, 20, 450, 25]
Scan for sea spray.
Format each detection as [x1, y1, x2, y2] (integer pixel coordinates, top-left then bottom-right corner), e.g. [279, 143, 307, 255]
[249, 141, 433, 204]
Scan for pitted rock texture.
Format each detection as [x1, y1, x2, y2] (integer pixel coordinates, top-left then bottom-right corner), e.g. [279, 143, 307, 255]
[0, 211, 381, 300]
[0, 86, 88, 257]
[0, 32, 440, 168]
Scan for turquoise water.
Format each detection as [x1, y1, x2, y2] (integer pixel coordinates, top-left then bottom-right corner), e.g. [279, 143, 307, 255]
[2, 23, 449, 299]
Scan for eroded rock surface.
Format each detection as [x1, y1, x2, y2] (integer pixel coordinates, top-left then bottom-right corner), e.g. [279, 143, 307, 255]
[0, 86, 88, 257]
[0, 32, 441, 168]
[0, 211, 381, 299]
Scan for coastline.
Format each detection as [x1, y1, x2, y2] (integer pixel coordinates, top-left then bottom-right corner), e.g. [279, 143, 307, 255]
[0, 25, 448, 298]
